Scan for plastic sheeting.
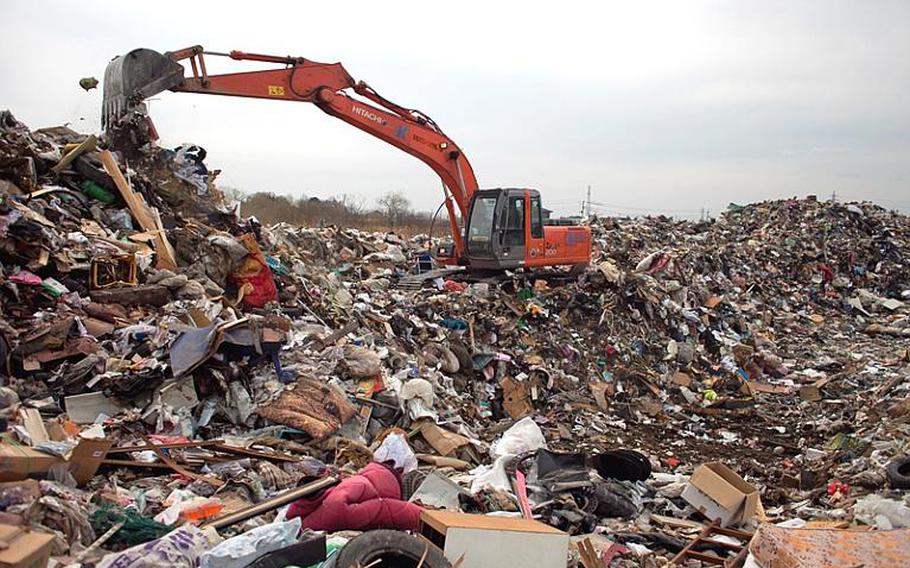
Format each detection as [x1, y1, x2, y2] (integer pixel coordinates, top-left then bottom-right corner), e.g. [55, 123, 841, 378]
[490, 416, 547, 458]
[373, 432, 418, 473]
[97, 525, 222, 568]
[199, 518, 301, 568]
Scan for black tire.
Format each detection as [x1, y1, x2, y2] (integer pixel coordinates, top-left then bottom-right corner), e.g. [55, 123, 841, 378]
[335, 530, 451, 568]
[592, 450, 651, 481]
[886, 456, 910, 489]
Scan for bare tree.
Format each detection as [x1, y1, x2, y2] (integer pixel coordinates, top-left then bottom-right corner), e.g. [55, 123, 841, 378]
[339, 193, 365, 223]
[377, 191, 411, 229]
[220, 185, 246, 203]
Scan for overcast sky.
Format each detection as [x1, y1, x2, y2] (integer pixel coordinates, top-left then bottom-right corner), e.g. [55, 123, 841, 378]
[3, 1, 908, 217]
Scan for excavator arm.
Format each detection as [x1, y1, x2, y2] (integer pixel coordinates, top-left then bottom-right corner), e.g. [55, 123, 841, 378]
[103, 46, 478, 259]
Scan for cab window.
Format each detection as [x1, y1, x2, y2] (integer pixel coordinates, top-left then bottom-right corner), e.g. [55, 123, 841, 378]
[530, 196, 543, 239]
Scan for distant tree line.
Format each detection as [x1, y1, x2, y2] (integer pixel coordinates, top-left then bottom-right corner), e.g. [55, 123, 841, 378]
[230, 189, 436, 235]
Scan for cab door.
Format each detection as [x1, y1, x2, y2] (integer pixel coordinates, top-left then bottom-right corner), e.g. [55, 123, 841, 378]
[524, 192, 546, 266]
[497, 193, 526, 266]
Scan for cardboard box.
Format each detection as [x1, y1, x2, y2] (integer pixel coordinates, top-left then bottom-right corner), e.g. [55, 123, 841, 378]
[681, 461, 759, 527]
[0, 436, 112, 485]
[419, 510, 569, 568]
[0, 524, 54, 568]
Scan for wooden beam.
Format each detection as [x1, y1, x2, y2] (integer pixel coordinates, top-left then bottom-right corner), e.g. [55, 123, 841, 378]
[108, 439, 225, 454]
[99, 150, 176, 270]
[141, 434, 223, 486]
[101, 459, 174, 469]
[52, 135, 97, 174]
[210, 443, 299, 463]
[202, 477, 338, 530]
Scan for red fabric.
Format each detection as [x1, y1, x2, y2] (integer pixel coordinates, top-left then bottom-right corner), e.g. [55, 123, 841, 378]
[818, 262, 835, 283]
[286, 463, 422, 532]
[231, 256, 278, 309]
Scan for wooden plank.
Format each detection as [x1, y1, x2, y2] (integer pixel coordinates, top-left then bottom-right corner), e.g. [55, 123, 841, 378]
[578, 537, 604, 568]
[101, 459, 174, 469]
[210, 443, 298, 463]
[149, 206, 177, 271]
[99, 150, 176, 270]
[202, 477, 338, 530]
[700, 537, 744, 551]
[684, 550, 726, 564]
[420, 510, 565, 535]
[141, 434, 223, 487]
[52, 135, 97, 174]
[650, 514, 706, 530]
[108, 440, 224, 454]
[669, 520, 752, 567]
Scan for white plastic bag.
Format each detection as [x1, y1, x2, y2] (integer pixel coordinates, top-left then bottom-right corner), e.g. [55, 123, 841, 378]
[469, 455, 513, 493]
[97, 525, 221, 568]
[373, 432, 418, 473]
[199, 517, 302, 568]
[854, 494, 910, 529]
[398, 378, 437, 420]
[490, 416, 547, 458]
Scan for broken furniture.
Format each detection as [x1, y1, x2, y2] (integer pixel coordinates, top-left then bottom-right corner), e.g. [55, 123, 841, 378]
[669, 521, 753, 567]
[90, 254, 137, 289]
[419, 510, 569, 568]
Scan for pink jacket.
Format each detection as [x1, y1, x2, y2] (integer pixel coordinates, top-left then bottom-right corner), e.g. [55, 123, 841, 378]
[287, 462, 422, 531]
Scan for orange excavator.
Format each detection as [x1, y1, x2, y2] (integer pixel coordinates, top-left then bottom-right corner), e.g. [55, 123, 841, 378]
[102, 46, 591, 270]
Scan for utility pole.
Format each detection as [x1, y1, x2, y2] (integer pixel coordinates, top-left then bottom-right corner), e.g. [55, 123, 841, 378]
[586, 185, 591, 217]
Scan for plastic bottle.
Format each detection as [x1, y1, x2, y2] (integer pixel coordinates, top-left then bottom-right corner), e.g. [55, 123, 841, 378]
[79, 180, 116, 204]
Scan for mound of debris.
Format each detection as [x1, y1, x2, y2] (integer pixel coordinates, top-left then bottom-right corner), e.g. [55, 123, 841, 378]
[0, 110, 908, 568]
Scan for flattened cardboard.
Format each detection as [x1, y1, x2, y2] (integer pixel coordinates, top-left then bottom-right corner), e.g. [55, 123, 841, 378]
[68, 437, 114, 484]
[0, 524, 54, 568]
[419, 422, 471, 457]
[0, 436, 112, 485]
[682, 461, 759, 527]
[500, 376, 533, 419]
[17, 409, 48, 446]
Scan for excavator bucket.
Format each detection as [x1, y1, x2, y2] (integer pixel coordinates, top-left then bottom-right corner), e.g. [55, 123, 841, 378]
[102, 48, 185, 129]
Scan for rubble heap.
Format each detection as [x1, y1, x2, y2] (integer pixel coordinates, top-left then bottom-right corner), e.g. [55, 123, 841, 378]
[0, 110, 908, 568]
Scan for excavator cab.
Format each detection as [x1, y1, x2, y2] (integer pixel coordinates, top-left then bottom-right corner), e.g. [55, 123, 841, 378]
[464, 189, 590, 270]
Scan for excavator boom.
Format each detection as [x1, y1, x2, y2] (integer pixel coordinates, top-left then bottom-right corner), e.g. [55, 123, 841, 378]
[102, 46, 591, 270]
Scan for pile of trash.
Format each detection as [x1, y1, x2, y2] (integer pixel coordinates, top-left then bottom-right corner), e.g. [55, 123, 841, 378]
[0, 109, 908, 568]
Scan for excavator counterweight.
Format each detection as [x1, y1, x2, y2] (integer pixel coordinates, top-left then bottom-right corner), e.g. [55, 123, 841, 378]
[101, 46, 592, 271]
